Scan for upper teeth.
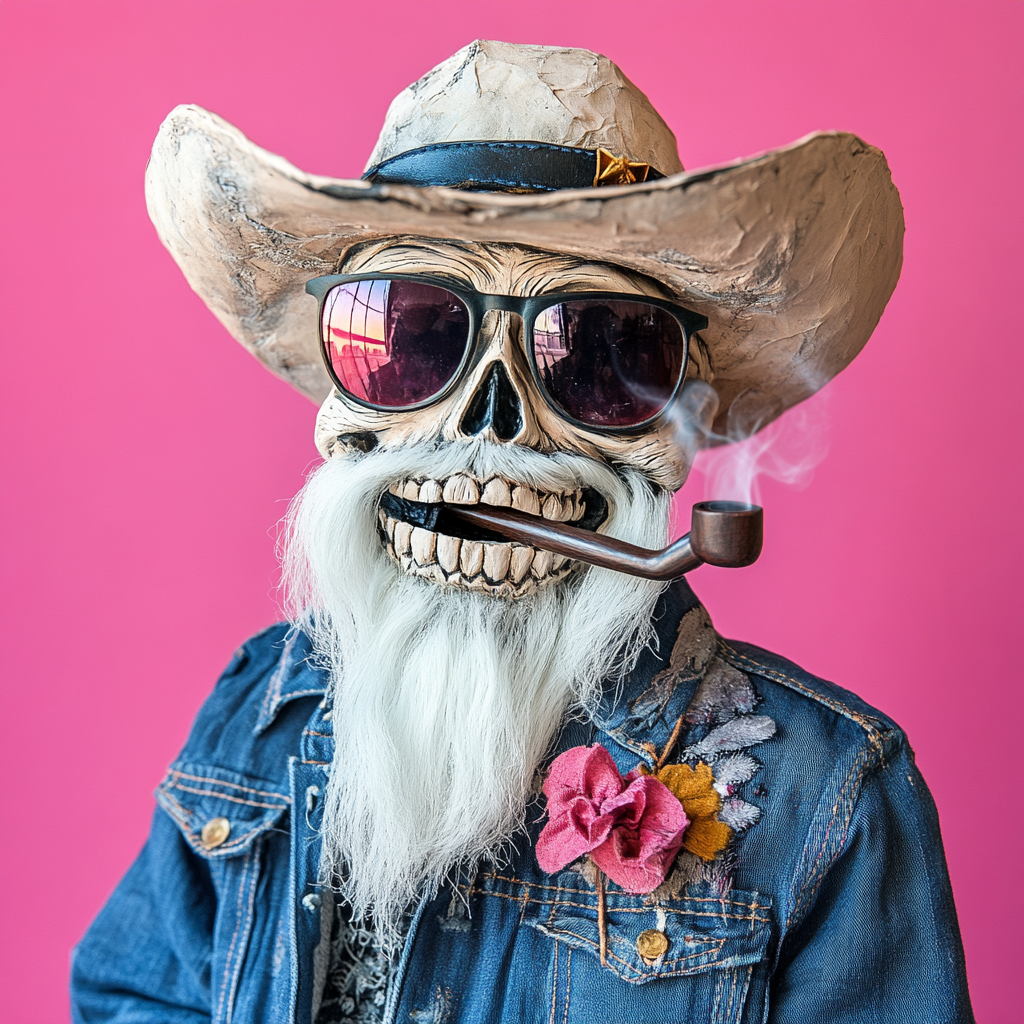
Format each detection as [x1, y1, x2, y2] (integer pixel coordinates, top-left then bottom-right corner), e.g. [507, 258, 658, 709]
[381, 474, 586, 597]
[387, 475, 583, 523]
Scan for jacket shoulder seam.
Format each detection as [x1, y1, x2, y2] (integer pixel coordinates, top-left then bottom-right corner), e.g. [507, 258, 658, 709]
[717, 639, 898, 757]
[786, 739, 881, 931]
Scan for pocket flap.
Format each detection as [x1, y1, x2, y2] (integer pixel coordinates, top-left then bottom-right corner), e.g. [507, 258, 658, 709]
[156, 761, 291, 859]
[527, 879, 772, 984]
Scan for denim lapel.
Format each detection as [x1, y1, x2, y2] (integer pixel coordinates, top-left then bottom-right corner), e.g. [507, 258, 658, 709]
[254, 627, 328, 736]
[589, 579, 718, 769]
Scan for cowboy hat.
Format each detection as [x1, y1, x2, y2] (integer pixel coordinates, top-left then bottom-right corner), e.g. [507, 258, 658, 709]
[145, 40, 903, 437]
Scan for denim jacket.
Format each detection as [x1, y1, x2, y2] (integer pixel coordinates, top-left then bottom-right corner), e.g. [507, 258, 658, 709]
[71, 581, 973, 1023]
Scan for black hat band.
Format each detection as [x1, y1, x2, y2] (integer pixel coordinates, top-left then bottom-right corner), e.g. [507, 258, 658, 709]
[362, 141, 664, 193]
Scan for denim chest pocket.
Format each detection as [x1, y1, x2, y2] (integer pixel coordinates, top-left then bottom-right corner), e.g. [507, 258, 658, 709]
[466, 871, 771, 1024]
[156, 760, 291, 859]
[530, 882, 772, 984]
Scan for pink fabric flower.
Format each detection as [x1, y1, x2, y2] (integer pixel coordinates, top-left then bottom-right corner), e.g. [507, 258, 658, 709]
[535, 744, 689, 894]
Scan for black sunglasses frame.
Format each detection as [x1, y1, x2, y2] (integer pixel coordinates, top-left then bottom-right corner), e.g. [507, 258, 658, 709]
[305, 272, 709, 435]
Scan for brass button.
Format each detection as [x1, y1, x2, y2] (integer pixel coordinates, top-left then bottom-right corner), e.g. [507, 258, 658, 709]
[637, 929, 669, 963]
[201, 817, 231, 849]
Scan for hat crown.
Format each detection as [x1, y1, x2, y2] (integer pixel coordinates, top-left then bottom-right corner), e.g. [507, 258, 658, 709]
[364, 40, 684, 175]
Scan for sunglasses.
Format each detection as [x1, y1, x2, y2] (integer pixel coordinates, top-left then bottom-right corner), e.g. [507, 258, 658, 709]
[305, 273, 708, 432]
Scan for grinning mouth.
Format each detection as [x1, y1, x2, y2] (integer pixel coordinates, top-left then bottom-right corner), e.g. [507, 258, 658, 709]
[377, 475, 608, 596]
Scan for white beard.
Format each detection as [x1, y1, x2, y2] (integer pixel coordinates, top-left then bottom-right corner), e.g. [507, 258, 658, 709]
[281, 439, 670, 943]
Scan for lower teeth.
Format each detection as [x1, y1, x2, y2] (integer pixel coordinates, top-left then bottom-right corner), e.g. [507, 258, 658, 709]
[381, 514, 570, 588]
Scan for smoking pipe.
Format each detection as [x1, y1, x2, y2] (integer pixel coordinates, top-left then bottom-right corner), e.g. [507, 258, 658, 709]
[446, 500, 763, 581]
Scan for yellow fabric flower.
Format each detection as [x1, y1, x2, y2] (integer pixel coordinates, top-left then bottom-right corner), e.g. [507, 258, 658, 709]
[653, 761, 733, 862]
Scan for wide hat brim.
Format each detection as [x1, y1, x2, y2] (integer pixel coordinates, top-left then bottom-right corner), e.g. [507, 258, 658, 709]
[146, 105, 904, 437]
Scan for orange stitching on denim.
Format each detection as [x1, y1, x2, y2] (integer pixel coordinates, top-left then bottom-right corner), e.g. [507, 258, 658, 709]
[720, 636, 893, 773]
[562, 947, 572, 1024]
[548, 940, 558, 1024]
[158, 790, 278, 856]
[725, 968, 738, 1021]
[474, 885, 768, 918]
[302, 760, 330, 766]
[736, 967, 752, 1021]
[739, 967, 754, 1019]
[303, 730, 333, 738]
[202, 836, 252, 855]
[711, 969, 724, 1022]
[478, 872, 591, 896]
[710, 968, 723, 1019]
[720, 966, 752, 1023]
[476, 872, 762, 911]
[718, 639, 882, 735]
[470, 887, 769, 923]
[481, 869, 739, 903]
[603, 726, 651, 761]
[540, 921, 727, 976]
[158, 790, 193, 830]
[158, 789, 264, 858]
[472, 886, 769, 920]
[168, 770, 291, 802]
[167, 783, 289, 811]
[806, 749, 870, 884]
[788, 744, 874, 929]
[711, 967, 733, 1023]
[518, 882, 531, 926]
[225, 841, 261, 1022]
[193, 830, 262, 856]
[217, 847, 252, 1020]
[195, 825, 263, 854]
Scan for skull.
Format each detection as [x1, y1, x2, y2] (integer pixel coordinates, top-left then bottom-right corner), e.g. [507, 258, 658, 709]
[314, 238, 718, 598]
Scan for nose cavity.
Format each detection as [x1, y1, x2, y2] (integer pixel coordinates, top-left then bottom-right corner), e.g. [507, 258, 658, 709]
[460, 361, 524, 441]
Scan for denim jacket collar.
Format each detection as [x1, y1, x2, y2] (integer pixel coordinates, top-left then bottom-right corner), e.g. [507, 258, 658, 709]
[254, 628, 327, 736]
[590, 580, 712, 768]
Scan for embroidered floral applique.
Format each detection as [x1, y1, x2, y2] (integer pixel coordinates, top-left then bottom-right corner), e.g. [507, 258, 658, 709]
[641, 760, 732, 862]
[538, 631, 777, 926]
[654, 653, 776, 897]
[536, 740, 738, 893]
[535, 744, 688, 894]
[535, 728, 742, 966]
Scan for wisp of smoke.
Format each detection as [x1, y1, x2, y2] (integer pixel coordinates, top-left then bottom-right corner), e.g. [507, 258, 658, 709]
[694, 388, 831, 505]
[659, 376, 831, 506]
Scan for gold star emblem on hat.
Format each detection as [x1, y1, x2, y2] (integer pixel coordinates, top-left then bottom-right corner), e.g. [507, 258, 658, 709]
[593, 147, 652, 187]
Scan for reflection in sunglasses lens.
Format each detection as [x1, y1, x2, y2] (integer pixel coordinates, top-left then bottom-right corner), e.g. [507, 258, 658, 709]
[533, 300, 685, 426]
[321, 280, 470, 407]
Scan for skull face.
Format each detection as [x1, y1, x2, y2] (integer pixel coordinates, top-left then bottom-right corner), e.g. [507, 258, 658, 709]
[314, 238, 715, 598]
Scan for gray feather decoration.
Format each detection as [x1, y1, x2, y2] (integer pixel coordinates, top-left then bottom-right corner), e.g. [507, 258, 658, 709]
[628, 607, 717, 729]
[712, 752, 761, 787]
[685, 657, 757, 726]
[683, 715, 776, 761]
[719, 797, 762, 832]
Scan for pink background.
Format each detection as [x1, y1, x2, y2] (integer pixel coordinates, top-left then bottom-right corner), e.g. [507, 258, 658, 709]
[1, 1, 1021, 1020]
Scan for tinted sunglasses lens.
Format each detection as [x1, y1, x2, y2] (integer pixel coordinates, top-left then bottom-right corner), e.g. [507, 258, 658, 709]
[533, 300, 686, 427]
[321, 279, 470, 407]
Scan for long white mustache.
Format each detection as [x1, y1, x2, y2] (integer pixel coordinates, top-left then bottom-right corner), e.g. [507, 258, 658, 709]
[281, 439, 670, 944]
